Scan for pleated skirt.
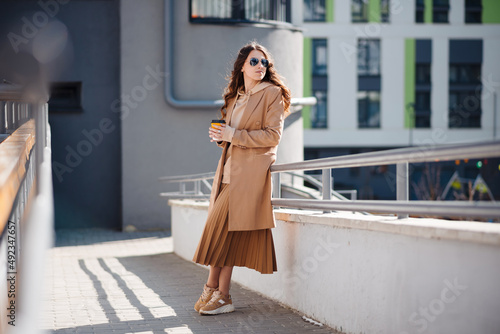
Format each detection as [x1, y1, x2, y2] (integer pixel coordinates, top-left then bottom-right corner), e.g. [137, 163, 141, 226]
[192, 183, 277, 274]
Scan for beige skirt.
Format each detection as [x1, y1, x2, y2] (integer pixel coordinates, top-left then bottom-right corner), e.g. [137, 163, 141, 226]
[192, 183, 277, 274]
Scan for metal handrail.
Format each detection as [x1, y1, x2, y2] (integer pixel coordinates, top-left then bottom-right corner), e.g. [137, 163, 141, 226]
[271, 199, 500, 219]
[160, 140, 500, 219]
[271, 140, 500, 219]
[271, 140, 500, 173]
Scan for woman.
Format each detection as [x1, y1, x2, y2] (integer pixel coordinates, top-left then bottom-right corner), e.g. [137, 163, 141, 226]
[192, 42, 291, 315]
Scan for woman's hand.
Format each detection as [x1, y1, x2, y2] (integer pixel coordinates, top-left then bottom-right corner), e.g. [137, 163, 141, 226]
[209, 123, 226, 142]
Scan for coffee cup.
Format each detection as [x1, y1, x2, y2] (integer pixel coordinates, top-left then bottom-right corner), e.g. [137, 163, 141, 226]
[211, 119, 226, 129]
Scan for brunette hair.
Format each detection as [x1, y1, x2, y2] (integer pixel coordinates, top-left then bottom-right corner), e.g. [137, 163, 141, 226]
[219, 42, 291, 119]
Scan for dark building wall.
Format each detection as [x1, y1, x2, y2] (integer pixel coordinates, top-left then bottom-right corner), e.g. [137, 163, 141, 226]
[0, 0, 122, 229]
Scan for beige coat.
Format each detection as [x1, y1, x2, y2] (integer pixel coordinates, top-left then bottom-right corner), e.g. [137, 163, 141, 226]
[208, 83, 285, 231]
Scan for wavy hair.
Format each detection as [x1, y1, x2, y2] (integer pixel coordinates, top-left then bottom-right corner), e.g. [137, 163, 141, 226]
[220, 42, 291, 119]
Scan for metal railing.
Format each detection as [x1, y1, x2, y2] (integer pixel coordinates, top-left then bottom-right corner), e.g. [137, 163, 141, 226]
[160, 140, 500, 219]
[158, 170, 355, 202]
[0, 82, 53, 334]
[271, 140, 500, 219]
[159, 172, 215, 199]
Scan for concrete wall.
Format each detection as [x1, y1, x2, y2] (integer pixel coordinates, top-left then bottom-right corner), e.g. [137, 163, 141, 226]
[170, 200, 500, 334]
[0, 0, 122, 229]
[120, 0, 304, 230]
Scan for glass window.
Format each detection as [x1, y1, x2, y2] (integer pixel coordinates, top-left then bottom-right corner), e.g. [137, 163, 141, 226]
[190, 0, 291, 23]
[358, 91, 380, 128]
[415, 0, 425, 23]
[416, 64, 431, 84]
[449, 91, 481, 128]
[415, 92, 431, 128]
[304, 0, 326, 21]
[449, 65, 481, 85]
[191, 0, 232, 19]
[381, 0, 390, 23]
[357, 39, 380, 76]
[433, 0, 449, 23]
[465, 0, 482, 23]
[311, 90, 328, 128]
[352, 0, 368, 23]
[313, 39, 327, 76]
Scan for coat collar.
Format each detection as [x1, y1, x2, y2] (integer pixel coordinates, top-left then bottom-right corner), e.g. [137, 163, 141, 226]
[226, 82, 273, 128]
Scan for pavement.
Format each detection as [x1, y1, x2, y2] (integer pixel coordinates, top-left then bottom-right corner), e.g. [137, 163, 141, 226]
[41, 229, 341, 334]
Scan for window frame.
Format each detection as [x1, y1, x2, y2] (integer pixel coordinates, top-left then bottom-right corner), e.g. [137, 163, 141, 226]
[433, 0, 450, 23]
[312, 39, 328, 76]
[311, 90, 328, 128]
[357, 39, 381, 77]
[303, 0, 326, 22]
[352, 0, 369, 23]
[465, 0, 482, 23]
[358, 91, 381, 128]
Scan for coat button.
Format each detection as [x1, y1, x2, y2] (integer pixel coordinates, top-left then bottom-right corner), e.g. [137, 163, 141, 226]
[256, 121, 261, 126]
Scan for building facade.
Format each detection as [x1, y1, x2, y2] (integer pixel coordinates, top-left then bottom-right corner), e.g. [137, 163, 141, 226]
[0, 0, 304, 230]
[300, 0, 500, 199]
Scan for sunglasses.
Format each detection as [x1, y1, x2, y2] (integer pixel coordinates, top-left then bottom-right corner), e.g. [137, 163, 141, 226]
[249, 58, 269, 68]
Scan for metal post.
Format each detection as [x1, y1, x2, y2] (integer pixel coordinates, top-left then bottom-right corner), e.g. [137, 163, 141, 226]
[322, 168, 331, 213]
[397, 162, 409, 219]
[322, 168, 331, 200]
[272, 173, 281, 199]
[194, 180, 200, 195]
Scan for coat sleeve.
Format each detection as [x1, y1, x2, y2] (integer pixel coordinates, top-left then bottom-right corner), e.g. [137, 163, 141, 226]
[231, 88, 285, 148]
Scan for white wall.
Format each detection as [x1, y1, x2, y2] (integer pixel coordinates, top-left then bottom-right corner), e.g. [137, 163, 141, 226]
[120, 0, 304, 230]
[171, 200, 500, 334]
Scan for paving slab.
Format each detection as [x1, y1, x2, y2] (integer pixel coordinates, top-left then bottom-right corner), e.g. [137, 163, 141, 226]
[41, 229, 341, 334]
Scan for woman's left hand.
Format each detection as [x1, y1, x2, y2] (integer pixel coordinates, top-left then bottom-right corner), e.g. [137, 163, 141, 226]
[209, 123, 226, 142]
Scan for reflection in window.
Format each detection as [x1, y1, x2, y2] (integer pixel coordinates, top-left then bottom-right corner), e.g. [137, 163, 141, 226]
[415, 64, 431, 128]
[352, 0, 368, 22]
[313, 39, 327, 76]
[381, 0, 390, 23]
[415, 92, 431, 128]
[357, 39, 380, 76]
[449, 91, 481, 128]
[358, 91, 380, 128]
[190, 0, 291, 23]
[465, 0, 482, 23]
[311, 90, 327, 128]
[304, 0, 326, 21]
[416, 64, 431, 84]
[433, 0, 449, 23]
[415, 0, 425, 23]
[449, 65, 481, 84]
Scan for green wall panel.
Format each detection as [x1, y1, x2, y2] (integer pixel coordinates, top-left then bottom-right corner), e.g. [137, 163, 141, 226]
[424, 0, 433, 23]
[483, 0, 500, 23]
[326, 0, 334, 22]
[369, 0, 381, 22]
[405, 39, 416, 129]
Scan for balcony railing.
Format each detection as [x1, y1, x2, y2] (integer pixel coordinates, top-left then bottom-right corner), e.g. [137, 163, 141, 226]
[189, 0, 294, 29]
[271, 140, 500, 219]
[160, 140, 500, 220]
